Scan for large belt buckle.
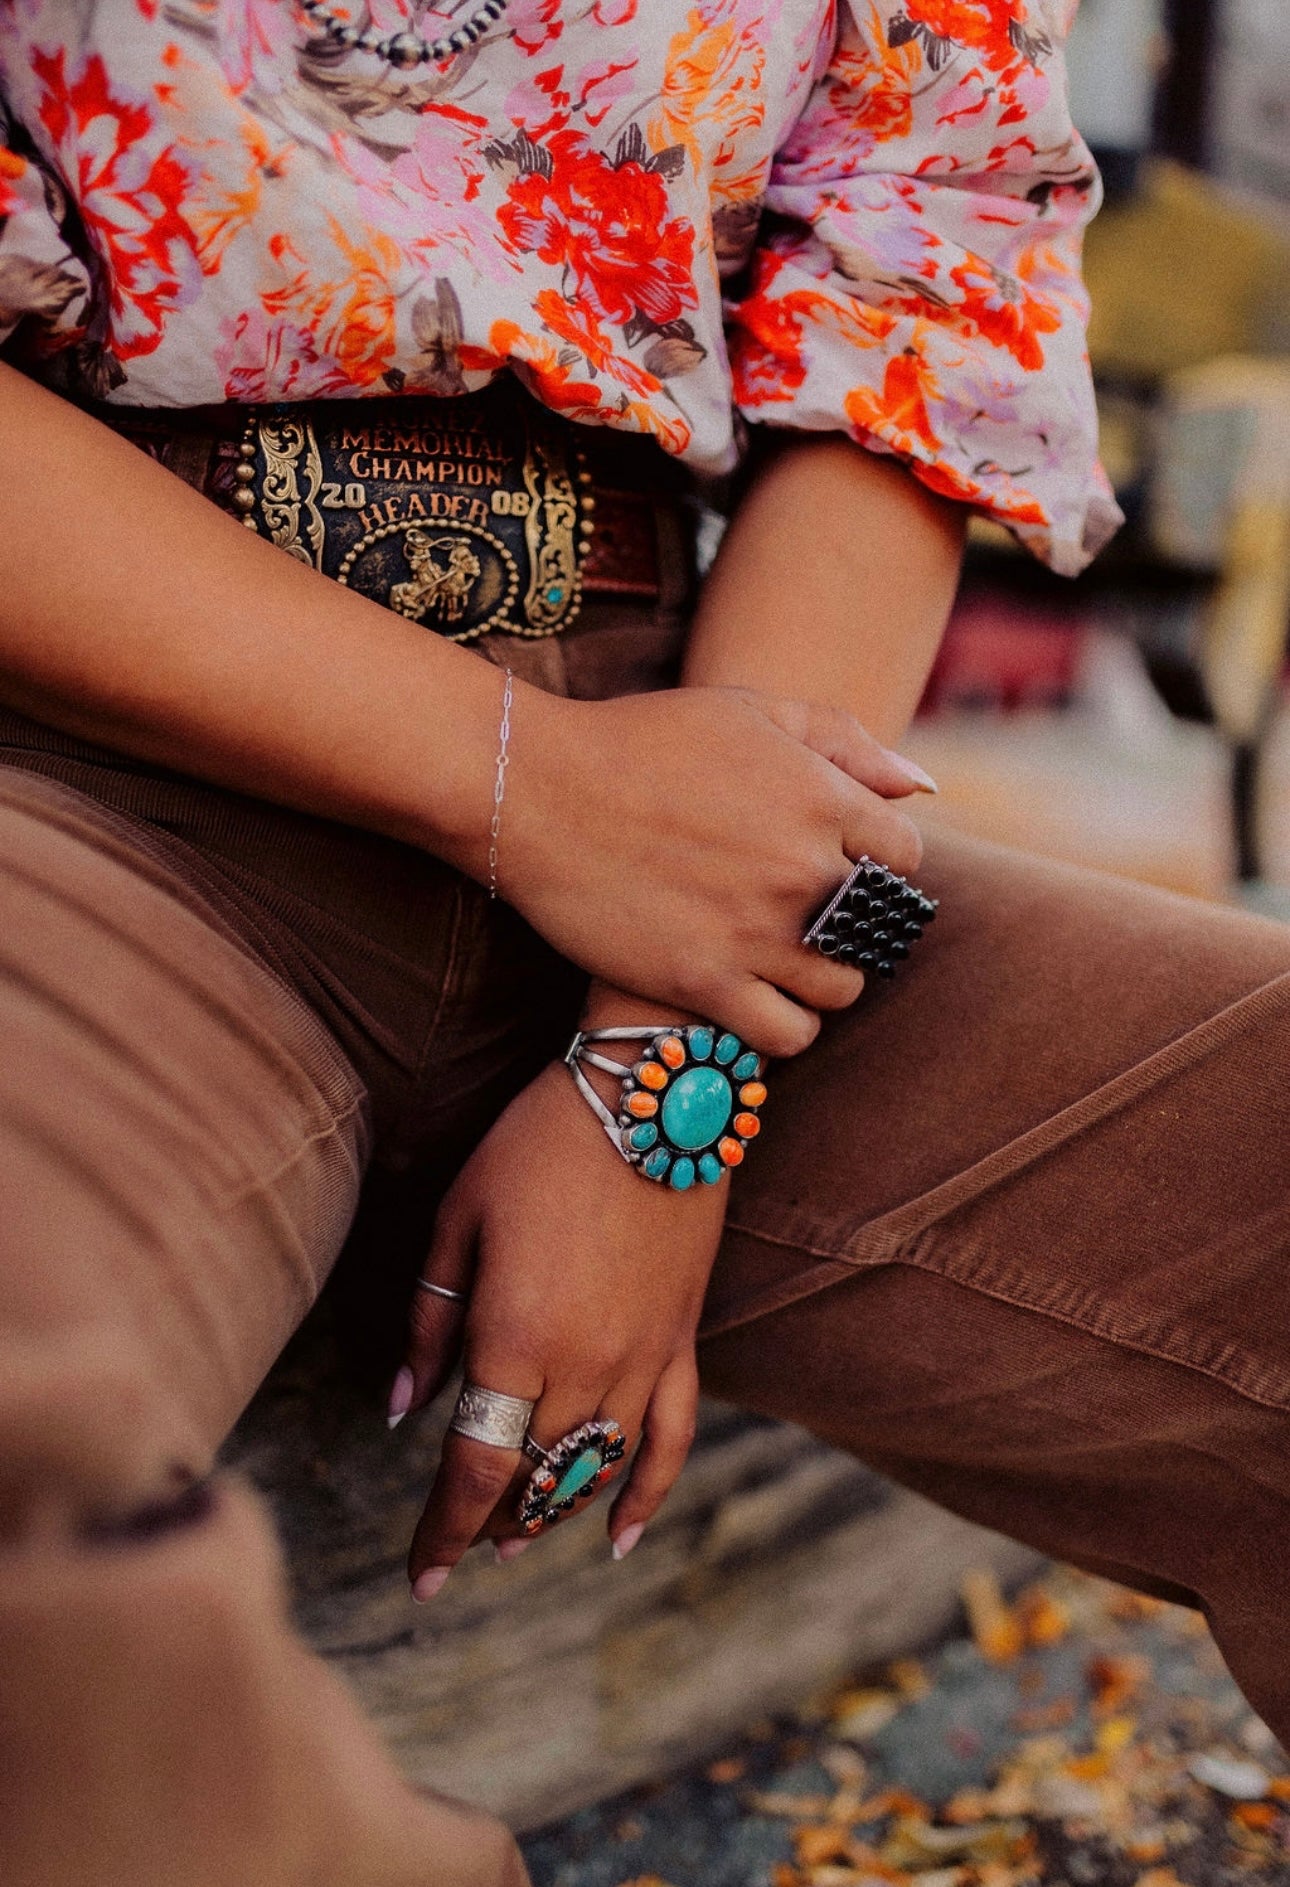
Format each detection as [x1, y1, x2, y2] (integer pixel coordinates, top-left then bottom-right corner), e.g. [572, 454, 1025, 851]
[232, 388, 592, 641]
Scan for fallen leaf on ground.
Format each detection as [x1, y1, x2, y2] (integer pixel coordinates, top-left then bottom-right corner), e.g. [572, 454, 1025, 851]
[853, 1791, 931, 1824]
[705, 1756, 746, 1785]
[881, 1815, 1031, 1867]
[1087, 1654, 1150, 1716]
[831, 1689, 903, 1742]
[1016, 1585, 1071, 1648]
[1122, 1830, 1169, 1864]
[1187, 1751, 1270, 1800]
[1028, 1772, 1105, 1821]
[887, 1659, 931, 1701]
[794, 1824, 862, 1867]
[820, 1745, 869, 1789]
[1230, 1800, 1279, 1831]
[962, 1570, 1025, 1665]
[1095, 1715, 1137, 1757]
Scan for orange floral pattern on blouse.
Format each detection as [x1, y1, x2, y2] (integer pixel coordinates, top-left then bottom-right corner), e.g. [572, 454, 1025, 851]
[0, 0, 1120, 571]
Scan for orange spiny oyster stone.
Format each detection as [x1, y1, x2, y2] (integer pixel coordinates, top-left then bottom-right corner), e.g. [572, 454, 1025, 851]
[734, 1112, 760, 1138]
[739, 1081, 767, 1108]
[627, 1092, 659, 1119]
[638, 1061, 668, 1091]
[659, 1035, 686, 1069]
[718, 1137, 744, 1167]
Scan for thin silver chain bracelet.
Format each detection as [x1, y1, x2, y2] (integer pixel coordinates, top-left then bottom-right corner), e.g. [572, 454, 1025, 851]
[487, 666, 513, 901]
[295, 0, 510, 68]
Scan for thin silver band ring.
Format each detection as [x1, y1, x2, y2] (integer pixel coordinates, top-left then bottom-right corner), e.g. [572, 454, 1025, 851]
[416, 1279, 468, 1304]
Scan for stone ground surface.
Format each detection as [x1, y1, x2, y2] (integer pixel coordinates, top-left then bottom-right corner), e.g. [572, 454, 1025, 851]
[522, 1566, 1290, 1887]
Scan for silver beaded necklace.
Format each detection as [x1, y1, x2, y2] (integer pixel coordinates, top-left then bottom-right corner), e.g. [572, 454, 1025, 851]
[297, 0, 510, 68]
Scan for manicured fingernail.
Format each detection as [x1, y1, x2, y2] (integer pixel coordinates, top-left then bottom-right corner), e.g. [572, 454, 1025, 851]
[888, 753, 939, 795]
[611, 1522, 645, 1561]
[386, 1365, 414, 1430]
[494, 1538, 532, 1564]
[411, 1566, 451, 1603]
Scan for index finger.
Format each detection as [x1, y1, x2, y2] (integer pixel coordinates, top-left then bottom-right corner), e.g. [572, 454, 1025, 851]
[801, 702, 939, 801]
[838, 788, 924, 884]
[409, 1426, 526, 1602]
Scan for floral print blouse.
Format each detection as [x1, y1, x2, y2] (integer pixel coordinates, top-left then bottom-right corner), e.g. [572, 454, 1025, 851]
[0, 0, 1122, 572]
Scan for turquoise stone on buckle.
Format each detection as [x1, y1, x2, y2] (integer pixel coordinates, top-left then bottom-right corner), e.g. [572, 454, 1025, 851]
[564, 1023, 766, 1190]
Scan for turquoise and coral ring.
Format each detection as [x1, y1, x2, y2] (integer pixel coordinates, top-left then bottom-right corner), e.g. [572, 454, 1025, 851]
[517, 1419, 628, 1535]
[565, 1024, 766, 1191]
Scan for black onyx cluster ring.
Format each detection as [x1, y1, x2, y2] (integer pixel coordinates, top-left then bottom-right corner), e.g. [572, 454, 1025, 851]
[565, 1025, 766, 1191]
[803, 857, 938, 977]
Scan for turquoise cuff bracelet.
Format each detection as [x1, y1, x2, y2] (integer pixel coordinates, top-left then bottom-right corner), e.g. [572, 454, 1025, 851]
[565, 1024, 766, 1191]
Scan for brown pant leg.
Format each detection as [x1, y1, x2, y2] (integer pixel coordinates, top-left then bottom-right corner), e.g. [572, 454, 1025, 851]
[700, 828, 1290, 1739]
[0, 769, 528, 1887]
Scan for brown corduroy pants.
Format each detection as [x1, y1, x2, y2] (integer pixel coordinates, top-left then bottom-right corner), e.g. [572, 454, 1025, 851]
[1, 601, 1288, 1887]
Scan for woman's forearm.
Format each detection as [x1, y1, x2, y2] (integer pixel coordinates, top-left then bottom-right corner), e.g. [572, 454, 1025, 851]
[0, 362, 521, 880]
[683, 437, 965, 748]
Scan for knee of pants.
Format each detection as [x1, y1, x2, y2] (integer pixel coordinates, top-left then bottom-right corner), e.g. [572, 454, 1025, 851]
[0, 1320, 210, 1548]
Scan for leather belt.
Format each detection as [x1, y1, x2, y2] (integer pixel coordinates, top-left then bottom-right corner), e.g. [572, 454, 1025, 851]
[103, 385, 689, 641]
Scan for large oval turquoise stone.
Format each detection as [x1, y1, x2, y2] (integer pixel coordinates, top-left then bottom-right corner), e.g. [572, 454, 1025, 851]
[661, 1066, 732, 1152]
[715, 1032, 741, 1065]
[552, 1445, 603, 1503]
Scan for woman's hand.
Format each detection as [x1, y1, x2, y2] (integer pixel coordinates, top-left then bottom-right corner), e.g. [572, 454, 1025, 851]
[390, 1036, 730, 1598]
[503, 683, 933, 1060]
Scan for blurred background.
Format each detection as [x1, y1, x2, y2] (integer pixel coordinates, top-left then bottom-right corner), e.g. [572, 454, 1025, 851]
[908, 0, 1290, 912]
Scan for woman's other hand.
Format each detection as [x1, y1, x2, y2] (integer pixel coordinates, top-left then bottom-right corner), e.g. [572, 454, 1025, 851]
[391, 1020, 731, 1596]
[505, 683, 933, 1059]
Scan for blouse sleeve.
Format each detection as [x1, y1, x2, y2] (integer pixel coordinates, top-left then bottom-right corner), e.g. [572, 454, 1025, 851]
[0, 97, 90, 355]
[725, 0, 1123, 575]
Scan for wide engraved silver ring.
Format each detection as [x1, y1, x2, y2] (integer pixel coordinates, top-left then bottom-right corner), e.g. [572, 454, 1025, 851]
[448, 1384, 535, 1451]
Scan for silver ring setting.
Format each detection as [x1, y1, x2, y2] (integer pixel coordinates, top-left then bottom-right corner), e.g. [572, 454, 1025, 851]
[517, 1419, 627, 1535]
[416, 1279, 469, 1304]
[449, 1384, 535, 1451]
[802, 856, 938, 979]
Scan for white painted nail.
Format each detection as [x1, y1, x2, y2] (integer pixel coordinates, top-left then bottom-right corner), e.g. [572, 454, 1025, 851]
[386, 1365, 414, 1429]
[611, 1522, 645, 1561]
[888, 753, 939, 795]
[494, 1538, 532, 1564]
[411, 1566, 450, 1603]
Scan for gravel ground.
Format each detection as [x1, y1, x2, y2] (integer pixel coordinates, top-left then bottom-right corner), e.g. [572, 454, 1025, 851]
[522, 1565, 1290, 1887]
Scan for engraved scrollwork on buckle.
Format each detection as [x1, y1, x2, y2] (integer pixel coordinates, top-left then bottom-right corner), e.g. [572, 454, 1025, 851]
[236, 389, 590, 641]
